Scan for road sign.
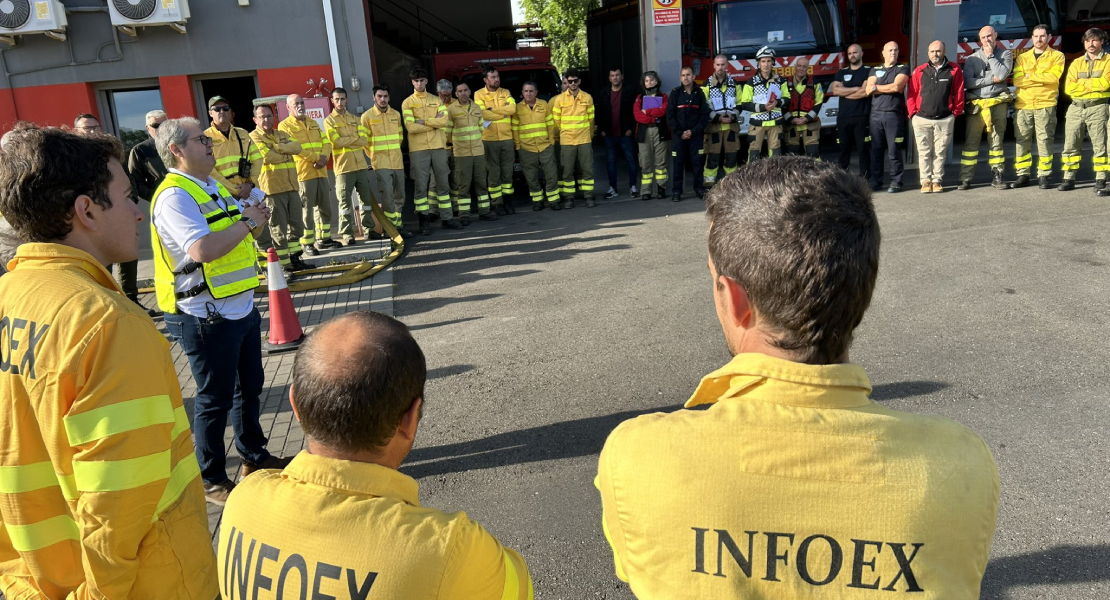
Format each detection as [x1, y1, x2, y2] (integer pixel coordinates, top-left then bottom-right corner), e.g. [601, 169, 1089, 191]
[653, 0, 682, 26]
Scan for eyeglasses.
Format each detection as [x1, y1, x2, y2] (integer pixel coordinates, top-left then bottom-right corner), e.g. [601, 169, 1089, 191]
[188, 135, 213, 146]
[210, 106, 231, 113]
[149, 122, 161, 130]
[567, 78, 581, 84]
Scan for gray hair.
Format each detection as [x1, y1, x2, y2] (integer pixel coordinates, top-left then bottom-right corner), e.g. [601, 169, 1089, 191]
[145, 110, 167, 125]
[436, 79, 453, 94]
[156, 116, 202, 169]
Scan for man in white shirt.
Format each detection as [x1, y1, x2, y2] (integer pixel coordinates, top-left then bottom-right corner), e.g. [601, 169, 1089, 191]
[151, 117, 291, 505]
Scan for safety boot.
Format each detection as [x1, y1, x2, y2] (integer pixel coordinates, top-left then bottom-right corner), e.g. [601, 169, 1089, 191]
[991, 169, 1007, 190]
[1058, 180, 1075, 191]
[1009, 175, 1029, 189]
[1096, 180, 1107, 193]
[442, 218, 463, 230]
[479, 212, 498, 221]
[418, 213, 431, 236]
[747, 150, 761, 164]
[504, 199, 516, 214]
[494, 204, 508, 216]
[548, 201, 561, 211]
[562, 198, 574, 209]
[1038, 177, 1053, 190]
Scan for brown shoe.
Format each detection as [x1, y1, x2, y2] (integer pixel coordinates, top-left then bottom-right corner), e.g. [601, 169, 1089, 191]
[932, 181, 943, 193]
[239, 455, 293, 479]
[921, 182, 932, 193]
[204, 480, 235, 506]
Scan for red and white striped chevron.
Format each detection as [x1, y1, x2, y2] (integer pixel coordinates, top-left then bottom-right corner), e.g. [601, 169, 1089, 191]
[957, 36, 1063, 62]
[727, 52, 844, 77]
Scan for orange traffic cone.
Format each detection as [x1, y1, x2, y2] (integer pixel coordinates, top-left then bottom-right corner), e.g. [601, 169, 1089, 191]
[262, 248, 305, 354]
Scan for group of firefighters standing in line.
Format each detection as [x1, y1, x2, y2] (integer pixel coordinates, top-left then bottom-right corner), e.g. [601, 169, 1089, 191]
[832, 24, 1110, 194]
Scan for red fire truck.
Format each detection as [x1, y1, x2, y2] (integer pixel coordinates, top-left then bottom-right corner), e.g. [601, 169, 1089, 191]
[431, 46, 562, 100]
[680, 0, 847, 133]
[842, 0, 1062, 65]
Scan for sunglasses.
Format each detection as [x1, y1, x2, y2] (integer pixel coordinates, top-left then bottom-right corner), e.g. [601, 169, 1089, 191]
[211, 106, 231, 113]
[567, 78, 581, 84]
[149, 122, 161, 130]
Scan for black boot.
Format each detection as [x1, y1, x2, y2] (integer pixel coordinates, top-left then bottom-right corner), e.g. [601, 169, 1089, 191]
[748, 150, 760, 164]
[991, 169, 1006, 189]
[418, 213, 431, 236]
[1038, 177, 1053, 190]
[1009, 175, 1029, 189]
[503, 199, 516, 214]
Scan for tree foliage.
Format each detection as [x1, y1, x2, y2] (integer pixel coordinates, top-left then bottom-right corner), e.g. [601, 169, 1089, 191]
[520, 0, 599, 73]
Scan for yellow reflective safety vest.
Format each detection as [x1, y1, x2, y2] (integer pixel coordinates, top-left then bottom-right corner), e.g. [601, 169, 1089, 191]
[249, 127, 301, 195]
[277, 115, 332, 182]
[402, 90, 449, 152]
[446, 101, 485, 157]
[150, 173, 260, 314]
[597, 353, 999, 599]
[512, 99, 555, 153]
[1013, 47, 1064, 109]
[205, 125, 262, 193]
[1064, 51, 1110, 100]
[360, 105, 404, 170]
[218, 452, 534, 599]
[323, 109, 370, 175]
[474, 86, 516, 142]
[552, 89, 595, 146]
[0, 243, 217, 600]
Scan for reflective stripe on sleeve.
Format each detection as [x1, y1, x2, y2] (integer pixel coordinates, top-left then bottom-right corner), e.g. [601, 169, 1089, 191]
[0, 461, 59, 494]
[152, 453, 202, 520]
[63, 395, 175, 446]
[500, 549, 534, 600]
[7, 515, 80, 552]
[73, 449, 171, 493]
[170, 405, 190, 440]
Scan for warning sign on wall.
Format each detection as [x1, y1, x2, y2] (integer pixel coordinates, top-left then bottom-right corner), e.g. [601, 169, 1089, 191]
[653, 0, 682, 26]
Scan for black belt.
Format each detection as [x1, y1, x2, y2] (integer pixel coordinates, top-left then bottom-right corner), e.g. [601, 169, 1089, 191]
[1072, 98, 1109, 108]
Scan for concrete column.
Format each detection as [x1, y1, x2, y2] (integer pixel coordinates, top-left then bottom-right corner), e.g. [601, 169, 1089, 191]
[639, 2, 681, 78]
[909, 0, 961, 166]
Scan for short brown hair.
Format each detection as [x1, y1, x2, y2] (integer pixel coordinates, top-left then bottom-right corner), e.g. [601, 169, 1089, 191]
[291, 311, 426, 453]
[705, 157, 880, 364]
[1083, 28, 1105, 43]
[0, 125, 122, 242]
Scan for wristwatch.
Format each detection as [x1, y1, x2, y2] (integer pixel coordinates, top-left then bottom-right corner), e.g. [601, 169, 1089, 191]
[243, 217, 257, 231]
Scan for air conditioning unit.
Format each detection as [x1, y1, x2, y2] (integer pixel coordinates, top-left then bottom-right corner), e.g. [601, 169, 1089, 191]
[0, 0, 68, 45]
[109, 0, 190, 36]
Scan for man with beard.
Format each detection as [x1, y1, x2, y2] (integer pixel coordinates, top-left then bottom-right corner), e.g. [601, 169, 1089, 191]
[907, 41, 965, 193]
[1011, 24, 1064, 190]
[830, 44, 872, 179]
[781, 56, 825, 158]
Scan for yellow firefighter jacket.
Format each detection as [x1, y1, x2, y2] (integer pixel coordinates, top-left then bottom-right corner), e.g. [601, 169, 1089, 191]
[218, 452, 533, 599]
[512, 99, 555, 153]
[551, 89, 595, 146]
[249, 127, 301, 195]
[473, 86, 516, 142]
[446, 101, 485, 158]
[402, 90, 449, 152]
[0, 244, 218, 600]
[361, 105, 405, 170]
[596, 353, 999, 599]
[323, 109, 370, 175]
[1013, 47, 1065, 109]
[277, 115, 331, 182]
[1064, 51, 1110, 101]
[205, 125, 262, 194]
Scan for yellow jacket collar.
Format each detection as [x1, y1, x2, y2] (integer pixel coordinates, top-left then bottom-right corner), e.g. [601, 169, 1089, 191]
[284, 451, 420, 506]
[8, 243, 121, 293]
[685, 353, 872, 409]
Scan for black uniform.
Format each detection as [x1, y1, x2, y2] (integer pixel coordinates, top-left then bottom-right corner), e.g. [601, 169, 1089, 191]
[869, 63, 910, 188]
[666, 84, 710, 196]
[834, 64, 872, 178]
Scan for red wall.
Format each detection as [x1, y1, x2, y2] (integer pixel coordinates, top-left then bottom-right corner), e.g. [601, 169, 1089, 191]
[257, 64, 333, 99]
[159, 75, 196, 120]
[0, 82, 97, 130]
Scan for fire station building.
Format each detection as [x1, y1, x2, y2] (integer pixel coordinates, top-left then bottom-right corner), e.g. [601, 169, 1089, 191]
[0, 0, 509, 138]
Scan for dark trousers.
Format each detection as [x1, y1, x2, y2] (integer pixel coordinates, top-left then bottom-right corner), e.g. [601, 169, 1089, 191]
[870, 111, 906, 186]
[837, 115, 871, 179]
[671, 135, 706, 195]
[165, 307, 270, 484]
[110, 259, 139, 298]
[604, 134, 638, 191]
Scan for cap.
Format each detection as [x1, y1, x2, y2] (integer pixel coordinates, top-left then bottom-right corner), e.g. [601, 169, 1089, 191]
[207, 95, 230, 109]
[756, 46, 776, 60]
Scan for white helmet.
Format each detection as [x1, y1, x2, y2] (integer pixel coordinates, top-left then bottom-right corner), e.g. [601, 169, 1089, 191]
[756, 46, 776, 60]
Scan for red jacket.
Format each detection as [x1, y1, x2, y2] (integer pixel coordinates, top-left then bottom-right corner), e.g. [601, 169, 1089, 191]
[907, 60, 965, 119]
[634, 93, 670, 141]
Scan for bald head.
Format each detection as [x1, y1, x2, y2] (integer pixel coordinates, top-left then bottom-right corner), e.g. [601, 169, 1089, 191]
[882, 41, 899, 66]
[979, 26, 998, 52]
[291, 311, 426, 453]
[287, 93, 306, 119]
[928, 40, 946, 65]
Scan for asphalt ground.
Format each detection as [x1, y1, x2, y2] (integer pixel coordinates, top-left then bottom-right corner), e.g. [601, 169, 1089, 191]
[392, 148, 1110, 599]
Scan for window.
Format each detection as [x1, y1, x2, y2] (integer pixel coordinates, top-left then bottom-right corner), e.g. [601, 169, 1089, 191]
[716, 0, 842, 53]
[104, 88, 163, 156]
[857, 1, 882, 37]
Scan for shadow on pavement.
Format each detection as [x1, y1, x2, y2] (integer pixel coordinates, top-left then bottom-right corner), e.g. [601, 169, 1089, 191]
[402, 405, 679, 479]
[408, 316, 485, 331]
[427, 364, 476, 380]
[870, 381, 949, 401]
[980, 544, 1110, 599]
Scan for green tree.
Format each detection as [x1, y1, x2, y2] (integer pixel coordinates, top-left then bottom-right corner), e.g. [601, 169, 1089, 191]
[520, 0, 599, 73]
